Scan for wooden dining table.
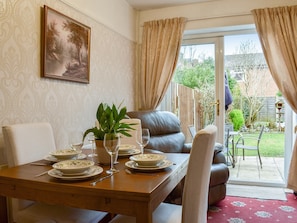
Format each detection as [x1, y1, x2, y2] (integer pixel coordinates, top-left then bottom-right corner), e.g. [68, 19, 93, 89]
[0, 152, 189, 223]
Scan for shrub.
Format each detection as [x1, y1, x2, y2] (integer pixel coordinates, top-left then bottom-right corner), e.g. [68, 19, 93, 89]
[229, 109, 245, 131]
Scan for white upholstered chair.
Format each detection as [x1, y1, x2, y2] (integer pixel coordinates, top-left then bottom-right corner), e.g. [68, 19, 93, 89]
[109, 125, 217, 223]
[120, 118, 142, 150]
[2, 122, 109, 223]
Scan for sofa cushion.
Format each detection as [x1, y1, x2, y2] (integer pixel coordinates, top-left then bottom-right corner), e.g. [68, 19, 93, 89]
[127, 110, 185, 153]
[127, 110, 181, 135]
[149, 133, 185, 153]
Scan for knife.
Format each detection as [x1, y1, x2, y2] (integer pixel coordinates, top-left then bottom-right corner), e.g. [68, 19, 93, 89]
[90, 173, 114, 186]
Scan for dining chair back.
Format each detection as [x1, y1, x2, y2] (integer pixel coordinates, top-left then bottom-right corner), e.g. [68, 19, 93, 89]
[3, 122, 56, 167]
[181, 125, 217, 223]
[235, 125, 265, 168]
[2, 122, 109, 223]
[188, 125, 196, 138]
[120, 118, 141, 148]
[109, 125, 217, 223]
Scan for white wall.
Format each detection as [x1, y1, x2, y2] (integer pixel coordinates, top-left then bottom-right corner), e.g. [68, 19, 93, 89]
[137, 0, 297, 41]
[62, 0, 137, 42]
[0, 0, 136, 164]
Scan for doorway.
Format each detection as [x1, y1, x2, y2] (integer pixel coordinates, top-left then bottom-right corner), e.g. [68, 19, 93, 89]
[169, 37, 225, 142]
[160, 31, 288, 187]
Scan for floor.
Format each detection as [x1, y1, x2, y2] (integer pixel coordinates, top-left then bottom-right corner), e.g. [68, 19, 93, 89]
[228, 155, 285, 187]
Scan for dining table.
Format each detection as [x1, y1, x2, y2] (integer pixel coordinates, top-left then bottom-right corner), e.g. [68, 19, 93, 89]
[0, 151, 189, 223]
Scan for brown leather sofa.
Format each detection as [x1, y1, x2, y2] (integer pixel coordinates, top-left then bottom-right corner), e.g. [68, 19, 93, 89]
[127, 110, 229, 205]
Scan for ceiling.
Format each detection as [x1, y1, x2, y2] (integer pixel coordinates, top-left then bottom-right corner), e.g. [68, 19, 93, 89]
[125, 0, 218, 10]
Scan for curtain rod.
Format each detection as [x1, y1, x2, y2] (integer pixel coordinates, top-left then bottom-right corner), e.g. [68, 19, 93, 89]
[186, 12, 252, 22]
[140, 12, 252, 27]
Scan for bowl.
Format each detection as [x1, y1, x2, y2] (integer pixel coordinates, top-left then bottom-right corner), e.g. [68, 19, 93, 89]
[118, 144, 136, 154]
[130, 154, 166, 167]
[52, 160, 95, 174]
[49, 149, 82, 160]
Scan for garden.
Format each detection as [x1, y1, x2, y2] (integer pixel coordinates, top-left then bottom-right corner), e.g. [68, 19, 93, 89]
[233, 131, 284, 157]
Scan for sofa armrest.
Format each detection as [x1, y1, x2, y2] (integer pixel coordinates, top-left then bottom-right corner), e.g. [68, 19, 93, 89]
[213, 150, 227, 164]
[182, 143, 192, 153]
[182, 142, 226, 164]
[210, 163, 229, 187]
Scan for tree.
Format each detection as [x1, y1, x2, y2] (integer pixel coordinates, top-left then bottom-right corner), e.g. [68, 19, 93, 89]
[46, 21, 63, 62]
[173, 48, 216, 126]
[226, 40, 269, 128]
[174, 55, 215, 89]
[63, 21, 88, 66]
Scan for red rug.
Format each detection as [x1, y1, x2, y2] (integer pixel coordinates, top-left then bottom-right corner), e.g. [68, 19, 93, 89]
[208, 193, 297, 223]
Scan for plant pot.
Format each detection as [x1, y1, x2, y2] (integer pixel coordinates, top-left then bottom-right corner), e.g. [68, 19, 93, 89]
[95, 140, 110, 165]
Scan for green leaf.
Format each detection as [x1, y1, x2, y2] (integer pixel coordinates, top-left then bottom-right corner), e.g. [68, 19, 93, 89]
[84, 102, 135, 140]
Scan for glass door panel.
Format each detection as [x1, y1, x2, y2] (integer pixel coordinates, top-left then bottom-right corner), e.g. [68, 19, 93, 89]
[173, 37, 225, 142]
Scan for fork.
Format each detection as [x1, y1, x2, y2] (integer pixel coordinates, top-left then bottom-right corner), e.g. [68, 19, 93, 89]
[34, 170, 49, 177]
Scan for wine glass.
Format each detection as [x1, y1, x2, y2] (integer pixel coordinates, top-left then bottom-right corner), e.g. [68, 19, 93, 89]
[88, 133, 97, 158]
[69, 131, 83, 151]
[136, 128, 150, 154]
[103, 133, 120, 174]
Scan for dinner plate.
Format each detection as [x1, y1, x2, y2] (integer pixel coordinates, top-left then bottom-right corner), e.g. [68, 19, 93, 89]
[48, 166, 103, 180]
[118, 149, 140, 157]
[54, 169, 91, 176]
[49, 149, 82, 159]
[118, 144, 136, 153]
[135, 161, 165, 168]
[125, 160, 173, 171]
[130, 154, 166, 166]
[44, 153, 87, 162]
[52, 160, 94, 174]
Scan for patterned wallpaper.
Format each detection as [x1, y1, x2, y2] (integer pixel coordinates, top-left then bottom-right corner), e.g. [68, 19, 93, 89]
[0, 0, 136, 164]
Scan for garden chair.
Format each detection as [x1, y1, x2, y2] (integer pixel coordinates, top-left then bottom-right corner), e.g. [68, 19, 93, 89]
[235, 126, 265, 168]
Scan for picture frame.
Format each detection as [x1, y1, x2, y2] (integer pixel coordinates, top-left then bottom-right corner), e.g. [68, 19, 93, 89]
[42, 5, 91, 84]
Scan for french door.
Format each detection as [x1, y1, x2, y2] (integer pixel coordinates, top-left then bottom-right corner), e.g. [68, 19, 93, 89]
[178, 37, 225, 143]
[161, 32, 290, 185]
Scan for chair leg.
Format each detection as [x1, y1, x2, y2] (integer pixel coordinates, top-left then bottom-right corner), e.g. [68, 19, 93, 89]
[257, 150, 262, 168]
[242, 149, 245, 160]
[98, 213, 113, 223]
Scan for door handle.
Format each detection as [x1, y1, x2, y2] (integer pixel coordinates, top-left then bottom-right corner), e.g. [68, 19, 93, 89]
[211, 100, 220, 116]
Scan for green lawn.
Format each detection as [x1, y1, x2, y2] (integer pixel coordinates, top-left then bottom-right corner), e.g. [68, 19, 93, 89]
[233, 132, 285, 157]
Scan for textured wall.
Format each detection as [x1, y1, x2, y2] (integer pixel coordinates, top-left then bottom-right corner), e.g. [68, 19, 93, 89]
[0, 0, 136, 164]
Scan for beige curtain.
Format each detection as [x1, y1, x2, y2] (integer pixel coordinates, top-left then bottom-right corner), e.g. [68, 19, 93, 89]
[139, 17, 186, 110]
[252, 5, 297, 191]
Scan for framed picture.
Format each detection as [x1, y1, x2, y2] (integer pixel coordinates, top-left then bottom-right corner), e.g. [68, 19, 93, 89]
[42, 5, 91, 84]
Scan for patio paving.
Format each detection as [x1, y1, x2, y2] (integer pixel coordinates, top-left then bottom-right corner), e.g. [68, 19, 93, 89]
[228, 156, 285, 186]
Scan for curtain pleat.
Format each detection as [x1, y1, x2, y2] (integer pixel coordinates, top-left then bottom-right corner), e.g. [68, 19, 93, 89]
[139, 17, 186, 110]
[252, 5, 297, 191]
